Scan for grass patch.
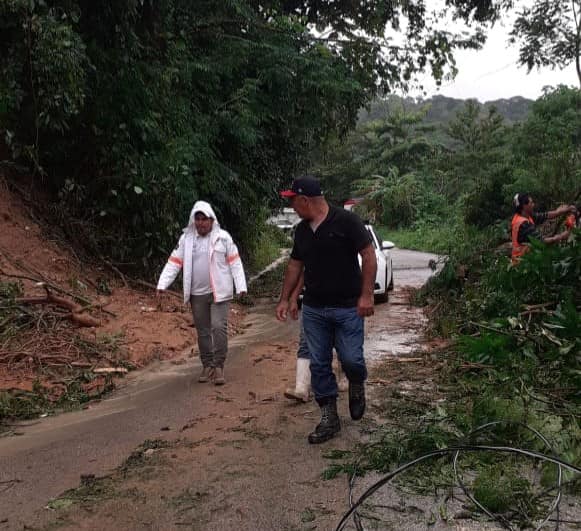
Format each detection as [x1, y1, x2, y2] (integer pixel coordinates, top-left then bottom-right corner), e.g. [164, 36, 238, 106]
[0, 374, 115, 424]
[46, 474, 117, 512]
[376, 223, 479, 255]
[244, 224, 289, 275]
[248, 261, 286, 299]
[119, 439, 173, 474]
[44, 438, 176, 521]
[472, 463, 533, 514]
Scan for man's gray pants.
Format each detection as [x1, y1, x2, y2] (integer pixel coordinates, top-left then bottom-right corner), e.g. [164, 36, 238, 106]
[190, 294, 230, 368]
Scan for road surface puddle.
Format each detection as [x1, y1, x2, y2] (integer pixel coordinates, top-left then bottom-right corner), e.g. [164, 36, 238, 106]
[365, 307, 427, 363]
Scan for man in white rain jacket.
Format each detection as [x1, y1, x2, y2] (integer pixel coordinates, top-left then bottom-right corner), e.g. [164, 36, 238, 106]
[157, 201, 247, 385]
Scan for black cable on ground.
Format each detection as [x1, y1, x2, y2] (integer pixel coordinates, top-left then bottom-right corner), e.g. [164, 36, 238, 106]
[348, 458, 364, 531]
[335, 445, 581, 531]
[453, 421, 563, 531]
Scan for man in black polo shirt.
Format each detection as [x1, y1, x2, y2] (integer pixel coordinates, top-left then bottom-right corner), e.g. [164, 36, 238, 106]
[276, 176, 377, 444]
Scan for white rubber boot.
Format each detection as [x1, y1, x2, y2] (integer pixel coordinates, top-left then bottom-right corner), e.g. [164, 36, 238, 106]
[337, 363, 349, 392]
[284, 358, 311, 403]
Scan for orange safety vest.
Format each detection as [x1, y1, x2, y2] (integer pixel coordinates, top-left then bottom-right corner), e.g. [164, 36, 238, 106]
[511, 213, 534, 265]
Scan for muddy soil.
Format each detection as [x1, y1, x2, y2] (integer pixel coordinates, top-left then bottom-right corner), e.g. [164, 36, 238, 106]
[1, 250, 468, 531]
[0, 180, 210, 394]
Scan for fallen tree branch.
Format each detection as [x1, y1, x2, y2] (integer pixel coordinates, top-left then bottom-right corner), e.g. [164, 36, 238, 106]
[467, 321, 513, 336]
[457, 361, 494, 371]
[0, 266, 89, 304]
[16, 286, 100, 327]
[520, 308, 553, 317]
[76, 301, 117, 318]
[521, 302, 556, 311]
[100, 256, 129, 288]
[0, 266, 116, 317]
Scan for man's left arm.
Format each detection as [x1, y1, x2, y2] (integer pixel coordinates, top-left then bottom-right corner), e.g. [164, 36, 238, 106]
[358, 243, 376, 317]
[226, 236, 247, 295]
[544, 205, 576, 221]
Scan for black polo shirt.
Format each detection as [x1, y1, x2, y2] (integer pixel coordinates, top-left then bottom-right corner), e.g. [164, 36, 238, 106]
[291, 206, 372, 308]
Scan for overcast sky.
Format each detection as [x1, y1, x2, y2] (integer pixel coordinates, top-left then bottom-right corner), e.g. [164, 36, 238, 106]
[411, 21, 579, 103]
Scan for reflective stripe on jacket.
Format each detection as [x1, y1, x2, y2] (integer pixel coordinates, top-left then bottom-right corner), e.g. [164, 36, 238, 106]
[511, 213, 534, 265]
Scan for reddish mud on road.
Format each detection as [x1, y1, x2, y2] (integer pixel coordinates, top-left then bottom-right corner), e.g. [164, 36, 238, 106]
[0, 249, 440, 531]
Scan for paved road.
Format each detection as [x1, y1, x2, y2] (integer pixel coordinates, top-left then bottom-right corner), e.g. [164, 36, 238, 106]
[0, 308, 293, 529]
[0, 248, 439, 529]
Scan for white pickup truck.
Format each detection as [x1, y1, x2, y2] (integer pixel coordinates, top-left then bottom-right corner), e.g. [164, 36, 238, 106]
[364, 224, 394, 303]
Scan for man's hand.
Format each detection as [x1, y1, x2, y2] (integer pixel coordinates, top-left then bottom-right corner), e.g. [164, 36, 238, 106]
[357, 294, 374, 317]
[289, 299, 300, 320]
[276, 300, 290, 322]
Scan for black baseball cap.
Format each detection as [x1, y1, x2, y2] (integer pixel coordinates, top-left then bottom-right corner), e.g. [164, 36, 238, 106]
[280, 176, 322, 198]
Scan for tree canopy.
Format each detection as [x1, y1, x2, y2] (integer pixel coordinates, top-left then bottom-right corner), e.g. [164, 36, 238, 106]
[510, 0, 581, 86]
[0, 0, 571, 273]
[0, 0, 515, 272]
[316, 86, 580, 231]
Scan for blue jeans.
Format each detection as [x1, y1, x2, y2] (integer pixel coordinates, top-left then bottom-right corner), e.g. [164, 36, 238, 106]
[302, 304, 367, 404]
[297, 314, 310, 360]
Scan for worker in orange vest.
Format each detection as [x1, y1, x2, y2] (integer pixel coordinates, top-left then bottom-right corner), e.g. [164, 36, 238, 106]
[511, 193, 576, 265]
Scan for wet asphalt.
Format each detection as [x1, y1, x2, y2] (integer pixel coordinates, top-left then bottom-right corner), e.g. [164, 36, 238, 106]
[0, 248, 440, 529]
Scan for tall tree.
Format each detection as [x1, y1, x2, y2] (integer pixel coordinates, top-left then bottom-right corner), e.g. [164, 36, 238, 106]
[0, 0, 520, 272]
[510, 0, 581, 86]
[510, 86, 581, 205]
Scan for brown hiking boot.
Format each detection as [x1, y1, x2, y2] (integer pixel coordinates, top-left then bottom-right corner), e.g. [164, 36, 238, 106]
[213, 366, 225, 385]
[198, 367, 213, 383]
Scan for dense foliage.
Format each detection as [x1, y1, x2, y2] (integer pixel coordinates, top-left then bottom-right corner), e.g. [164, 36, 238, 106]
[0, 0, 510, 274]
[317, 86, 580, 240]
[324, 230, 580, 525]
[510, 0, 581, 86]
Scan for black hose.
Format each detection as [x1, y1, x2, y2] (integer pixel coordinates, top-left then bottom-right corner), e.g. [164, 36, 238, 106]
[453, 421, 563, 531]
[335, 445, 581, 531]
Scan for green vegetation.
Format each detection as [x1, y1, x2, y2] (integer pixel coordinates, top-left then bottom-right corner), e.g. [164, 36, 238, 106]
[318, 86, 579, 260]
[0, 375, 115, 425]
[510, 0, 581, 87]
[45, 439, 173, 514]
[376, 224, 488, 255]
[359, 95, 533, 129]
[325, 233, 580, 525]
[248, 262, 286, 299]
[0, 0, 513, 277]
[0, 1, 579, 520]
[244, 225, 288, 275]
[318, 87, 580, 527]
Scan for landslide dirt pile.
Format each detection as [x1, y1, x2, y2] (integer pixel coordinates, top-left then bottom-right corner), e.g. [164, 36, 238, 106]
[0, 177, 197, 420]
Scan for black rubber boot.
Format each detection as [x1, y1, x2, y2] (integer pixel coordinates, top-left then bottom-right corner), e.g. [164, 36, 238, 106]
[349, 381, 366, 420]
[308, 400, 340, 444]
